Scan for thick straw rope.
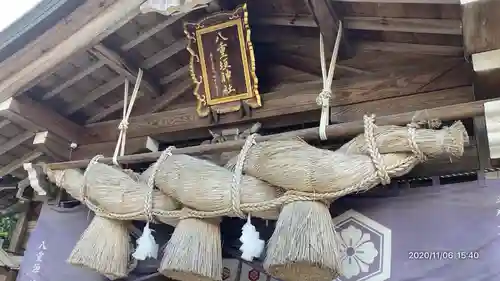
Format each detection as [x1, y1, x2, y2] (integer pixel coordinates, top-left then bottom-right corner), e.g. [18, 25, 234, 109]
[144, 147, 174, 223]
[230, 134, 257, 218]
[316, 21, 342, 141]
[71, 114, 430, 221]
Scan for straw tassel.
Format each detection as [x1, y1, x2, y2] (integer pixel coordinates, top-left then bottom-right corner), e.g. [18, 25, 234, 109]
[239, 214, 264, 262]
[132, 222, 158, 260]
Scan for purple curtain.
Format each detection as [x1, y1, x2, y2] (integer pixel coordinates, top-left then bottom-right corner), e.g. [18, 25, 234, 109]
[16, 204, 106, 281]
[330, 179, 500, 281]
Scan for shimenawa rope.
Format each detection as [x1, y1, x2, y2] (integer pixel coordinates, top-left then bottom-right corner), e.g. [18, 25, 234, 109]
[77, 115, 429, 222]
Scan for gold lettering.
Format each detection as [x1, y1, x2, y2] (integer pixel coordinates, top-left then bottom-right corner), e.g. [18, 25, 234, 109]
[215, 31, 235, 96]
[209, 52, 220, 98]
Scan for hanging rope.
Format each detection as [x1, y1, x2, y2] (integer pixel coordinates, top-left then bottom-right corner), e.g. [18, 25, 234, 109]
[112, 69, 144, 166]
[317, 21, 343, 141]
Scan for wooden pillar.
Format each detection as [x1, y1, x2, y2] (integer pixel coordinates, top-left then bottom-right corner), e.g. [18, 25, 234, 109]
[463, 0, 500, 100]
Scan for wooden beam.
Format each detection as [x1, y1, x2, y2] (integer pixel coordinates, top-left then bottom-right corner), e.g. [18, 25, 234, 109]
[83, 62, 471, 143]
[0, 119, 11, 130]
[357, 41, 463, 56]
[160, 65, 190, 85]
[473, 116, 491, 183]
[4, 203, 29, 281]
[85, 92, 152, 124]
[462, 0, 500, 55]
[0, 248, 22, 270]
[303, 0, 351, 55]
[8, 205, 29, 254]
[41, 60, 106, 100]
[0, 0, 117, 84]
[471, 49, 500, 73]
[484, 99, 500, 159]
[268, 51, 322, 76]
[48, 98, 486, 170]
[121, 14, 186, 51]
[0, 131, 35, 158]
[0, 150, 44, 178]
[0, 0, 144, 102]
[141, 39, 188, 70]
[147, 79, 194, 113]
[90, 44, 161, 97]
[33, 131, 72, 161]
[0, 185, 17, 192]
[71, 136, 159, 160]
[16, 178, 31, 202]
[345, 17, 462, 35]
[65, 76, 124, 115]
[0, 201, 29, 216]
[23, 163, 51, 197]
[0, 96, 85, 142]
[256, 16, 462, 35]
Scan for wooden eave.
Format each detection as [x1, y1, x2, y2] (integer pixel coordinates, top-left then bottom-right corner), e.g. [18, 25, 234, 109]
[0, 0, 494, 204]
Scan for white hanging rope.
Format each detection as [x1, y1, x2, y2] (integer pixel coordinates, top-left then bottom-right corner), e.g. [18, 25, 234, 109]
[316, 21, 343, 141]
[112, 69, 144, 166]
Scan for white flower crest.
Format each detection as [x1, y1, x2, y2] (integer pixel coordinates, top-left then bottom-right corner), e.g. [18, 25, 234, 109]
[337, 225, 379, 279]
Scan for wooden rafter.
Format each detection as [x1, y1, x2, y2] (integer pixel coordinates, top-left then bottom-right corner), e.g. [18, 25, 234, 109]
[0, 96, 85, 142]
[85, 71, 192, 124]
[304, 0, 351, 55]
[24, 163, 51, 197]
[71, 136, 159, 160]
[82, 62, 471, 143]
[269, 51, 322, 76]
[33, 131, 71, 161]
[462, 0, 500, 55]
[65, 76, 124, 115]
[140, 39, 188, 70]
[358, 41, 463, 56]
[121, 13, 186, 51]
[0, 119, 11, 130]
[344, 17, 461, 35]
[256, 16, 462, 35]
[89, 44, 161, 97]
[470, 49, 500, 73]
[85, 96, 148, 124]
[0, 150, 43, 178]
[0, 0, 145, 102]
[462, 0, 500, 101]
[0, 131, 35, 158]
[160, 65, 190, 85]
[145, 79, 194, 114]
[0, 0, 117, 84]
[41, 60, 105, 100]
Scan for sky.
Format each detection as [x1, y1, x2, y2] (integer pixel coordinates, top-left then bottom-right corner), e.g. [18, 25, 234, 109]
[0, 0, 43, 32]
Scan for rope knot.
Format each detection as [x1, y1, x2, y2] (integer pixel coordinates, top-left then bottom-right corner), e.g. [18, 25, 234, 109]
[407, 126, 427, 162]
[316, 21, 342, 142]
[316, 89, 332, 107]
[118, 120, 129, 131]
[363, 114, 391, 185]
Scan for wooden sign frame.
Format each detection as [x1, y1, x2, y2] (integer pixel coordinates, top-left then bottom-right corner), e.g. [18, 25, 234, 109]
[184, 4, 261, 117]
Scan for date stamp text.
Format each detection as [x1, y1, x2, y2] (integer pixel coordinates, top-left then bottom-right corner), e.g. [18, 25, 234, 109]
[408, 251, 479, 260]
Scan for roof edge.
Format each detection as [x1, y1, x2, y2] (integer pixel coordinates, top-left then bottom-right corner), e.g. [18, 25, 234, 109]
[0, 0, 84, 62]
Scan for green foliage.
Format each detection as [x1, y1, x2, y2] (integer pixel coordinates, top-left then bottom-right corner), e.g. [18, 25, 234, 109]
[0, 215, 17, 248]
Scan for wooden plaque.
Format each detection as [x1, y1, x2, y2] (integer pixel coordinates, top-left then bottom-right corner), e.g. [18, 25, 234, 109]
[184, 4, 261, 117]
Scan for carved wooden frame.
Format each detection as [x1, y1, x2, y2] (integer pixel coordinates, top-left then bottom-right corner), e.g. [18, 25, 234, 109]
[184, 4, 261, 117]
